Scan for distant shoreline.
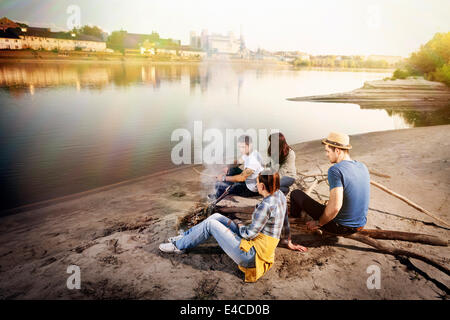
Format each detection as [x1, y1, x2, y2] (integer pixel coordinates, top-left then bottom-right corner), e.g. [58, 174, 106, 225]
[0, 50, 395, 72]
[0, 58, 395, 73]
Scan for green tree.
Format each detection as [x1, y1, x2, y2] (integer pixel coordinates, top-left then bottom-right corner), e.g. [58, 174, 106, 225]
[406, 32, 450, 83]
[79, 25, 104, 38]
[293, 58, 310, 67]
[431, 64, 450, 86]
[392, 69, 409, 79]
[107, 30, 127, 53]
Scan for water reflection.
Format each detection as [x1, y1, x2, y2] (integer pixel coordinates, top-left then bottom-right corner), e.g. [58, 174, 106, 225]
[0, 63, 110, 94]
[383, 107, 450, 127]
[0, 62, 234, 94]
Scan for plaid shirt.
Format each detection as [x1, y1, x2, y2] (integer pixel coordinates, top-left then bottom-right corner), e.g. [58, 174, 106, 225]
[239, 190, 290, 240]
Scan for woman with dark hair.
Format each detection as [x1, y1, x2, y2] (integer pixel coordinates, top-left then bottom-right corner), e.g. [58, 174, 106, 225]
[160, 170, 307, 282]
[268, 132, 297, 194]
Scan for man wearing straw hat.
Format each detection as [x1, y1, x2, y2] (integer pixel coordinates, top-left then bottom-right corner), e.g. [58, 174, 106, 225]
[290, 132, 370, 235]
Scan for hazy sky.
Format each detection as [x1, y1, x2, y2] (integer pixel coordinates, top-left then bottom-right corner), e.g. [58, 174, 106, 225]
[1, 0, 449, 56]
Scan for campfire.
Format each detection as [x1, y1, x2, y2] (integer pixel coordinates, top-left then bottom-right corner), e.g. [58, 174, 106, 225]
[177, 186, 231, 231]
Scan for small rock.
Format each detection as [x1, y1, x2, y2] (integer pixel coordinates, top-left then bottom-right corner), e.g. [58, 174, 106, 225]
[171, 191, 186, 198]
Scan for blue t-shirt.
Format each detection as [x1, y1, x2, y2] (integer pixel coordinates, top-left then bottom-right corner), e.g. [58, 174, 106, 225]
[327, 160, 370, 227]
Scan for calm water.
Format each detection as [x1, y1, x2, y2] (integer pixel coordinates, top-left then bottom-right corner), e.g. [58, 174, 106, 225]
[0, 62, 448, 211]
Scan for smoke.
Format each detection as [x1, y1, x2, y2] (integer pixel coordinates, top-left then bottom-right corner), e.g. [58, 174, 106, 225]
[185, 60, 280, 196]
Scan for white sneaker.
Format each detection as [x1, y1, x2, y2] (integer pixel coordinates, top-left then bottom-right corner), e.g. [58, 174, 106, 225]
[159, 242, 184, 254]
[168, 234, 183, 243]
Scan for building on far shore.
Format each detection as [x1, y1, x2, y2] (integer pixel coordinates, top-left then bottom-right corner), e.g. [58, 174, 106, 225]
[0, 31, 22, 50]
[0, 17, 19, 31]
[0, 17, 22, 49]
[189, 29, 245, 57]
[179, 45, 207, 59]
[20, 27, 106, 51]
[0, 17, 106, 52]
[273, 51, 310, 62]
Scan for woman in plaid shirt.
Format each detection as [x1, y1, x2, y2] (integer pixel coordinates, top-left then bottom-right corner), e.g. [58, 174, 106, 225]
[160, 170, 307, 281]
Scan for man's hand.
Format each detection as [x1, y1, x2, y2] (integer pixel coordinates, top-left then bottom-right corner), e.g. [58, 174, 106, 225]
[221, 168, 254, 183]
[306, 220, 321, 231]
[216, 173, 225, 182]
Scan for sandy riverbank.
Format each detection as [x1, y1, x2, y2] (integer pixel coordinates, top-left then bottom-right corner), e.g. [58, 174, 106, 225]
[0, 125, 449, 299]
[288, 78, 450, 109]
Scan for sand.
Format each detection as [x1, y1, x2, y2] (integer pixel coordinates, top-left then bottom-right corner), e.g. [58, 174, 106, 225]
[0, 125, 449, 300]
[288, 78, 450, 109]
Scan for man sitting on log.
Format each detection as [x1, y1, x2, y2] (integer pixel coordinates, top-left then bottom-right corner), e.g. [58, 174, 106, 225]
[290, 132, 370, 235]
[209, 135, 264, 201]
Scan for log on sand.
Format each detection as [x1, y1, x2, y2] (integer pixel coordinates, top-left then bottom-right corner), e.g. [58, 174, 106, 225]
[358, 229, 448, 246]
[216, 206, 448, 247]
[216, 205, 254, 215]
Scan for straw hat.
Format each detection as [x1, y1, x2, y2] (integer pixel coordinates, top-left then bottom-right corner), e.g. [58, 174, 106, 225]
[321, 132, 352, 150]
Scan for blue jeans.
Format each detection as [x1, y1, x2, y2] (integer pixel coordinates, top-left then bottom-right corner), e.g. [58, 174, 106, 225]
[175, 213, 256, 268]
[280, 176, 296, 194]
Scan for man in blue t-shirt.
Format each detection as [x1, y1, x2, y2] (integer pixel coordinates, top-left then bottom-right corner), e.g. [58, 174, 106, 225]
[290, 132, 370, 235]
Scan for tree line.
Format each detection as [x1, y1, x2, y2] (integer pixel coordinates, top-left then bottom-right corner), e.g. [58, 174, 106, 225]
[392, 32, 450, 86]
[293, 55, 396, 69]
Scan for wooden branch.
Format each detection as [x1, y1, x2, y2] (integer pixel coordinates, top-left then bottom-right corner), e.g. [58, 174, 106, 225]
[287, 220, 447, 246]
[217, 207, 448, 246]
[298, 173, 327, 178]
[358, 229, 448, 246]
[306, 180, 318, 196]
[316, 164, 325, 176]
[216, 206, 254, 214]
[370, 180, 450, 228]
[344, 233, 450, 276]
[369, 170, 391, 179]
[193, 167, 216, 178]
[312, 190, 323, 202]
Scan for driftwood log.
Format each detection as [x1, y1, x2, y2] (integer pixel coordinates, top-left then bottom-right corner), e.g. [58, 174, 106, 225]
[357, 229, 448, 246]
[216, 206, 448, 247]
[216, 205, 254, 215]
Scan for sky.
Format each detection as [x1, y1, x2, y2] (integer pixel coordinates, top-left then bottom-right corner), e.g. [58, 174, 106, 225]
[1, 0, 449, 57]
